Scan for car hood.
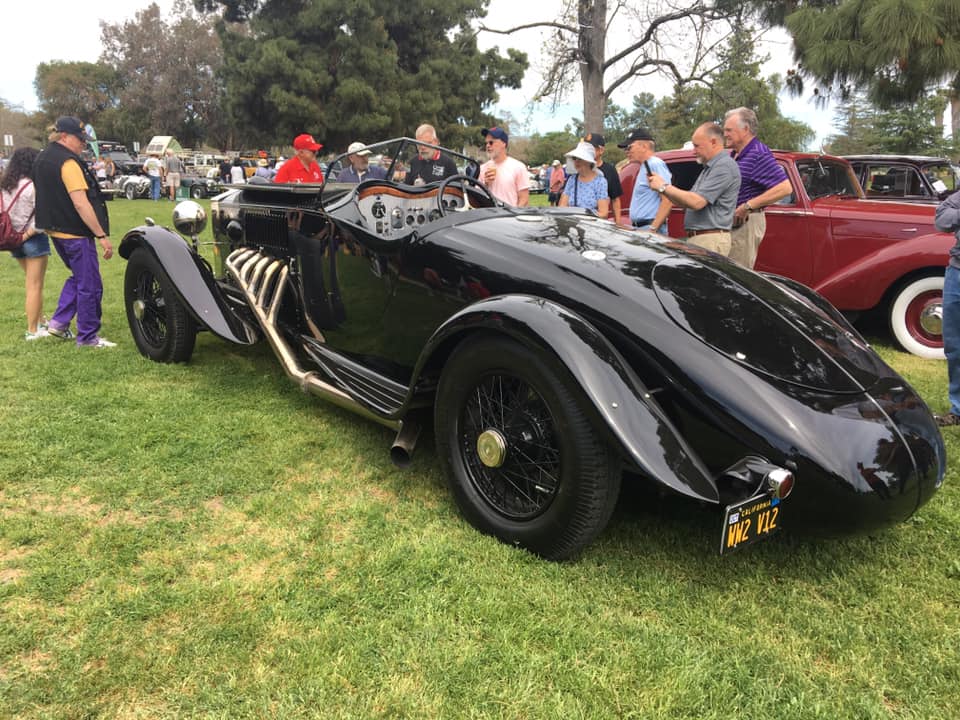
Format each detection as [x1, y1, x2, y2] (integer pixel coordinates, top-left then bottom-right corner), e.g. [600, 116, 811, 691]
[434, 209, 895, 394]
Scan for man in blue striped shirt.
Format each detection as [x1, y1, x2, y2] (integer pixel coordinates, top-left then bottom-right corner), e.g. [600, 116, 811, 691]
[723, 107, 792, 268]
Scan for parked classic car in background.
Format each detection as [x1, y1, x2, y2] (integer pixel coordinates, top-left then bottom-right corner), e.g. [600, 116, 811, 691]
[115, 174, 151, 200]
[846, 154, 960, 203]
[620, 150, 953, 359]
[118, 139, 944, 559]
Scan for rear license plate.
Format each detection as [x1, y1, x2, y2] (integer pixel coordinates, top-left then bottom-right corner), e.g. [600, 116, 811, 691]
[720, 493, 782, 554]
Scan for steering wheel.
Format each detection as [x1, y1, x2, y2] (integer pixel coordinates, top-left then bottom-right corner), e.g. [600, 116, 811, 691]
[436, 174, 497, 217]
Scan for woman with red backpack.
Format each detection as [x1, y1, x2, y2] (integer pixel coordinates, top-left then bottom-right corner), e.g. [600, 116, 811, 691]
[1, 147, 49, 340]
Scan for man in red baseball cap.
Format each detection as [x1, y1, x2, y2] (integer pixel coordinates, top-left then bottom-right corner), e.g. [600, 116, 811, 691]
[274, 133, 325, 184]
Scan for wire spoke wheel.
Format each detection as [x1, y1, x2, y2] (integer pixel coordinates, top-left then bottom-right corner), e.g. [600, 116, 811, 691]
[460, 373, 561, 519]
[436, 333, 620, 560]
[124, 248, 197, 363]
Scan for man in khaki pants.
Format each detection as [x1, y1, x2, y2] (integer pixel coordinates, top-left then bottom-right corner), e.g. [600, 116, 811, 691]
[647, 123, 740, 255]
[723, 107, 792, 267]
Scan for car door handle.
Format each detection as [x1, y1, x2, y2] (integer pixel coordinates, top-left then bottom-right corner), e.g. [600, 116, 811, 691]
[901, 227, 918, 232]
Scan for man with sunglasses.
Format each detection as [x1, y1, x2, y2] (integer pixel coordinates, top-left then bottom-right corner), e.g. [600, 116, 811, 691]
[478, 127, 529, 207]
[33, 116, 115, 347]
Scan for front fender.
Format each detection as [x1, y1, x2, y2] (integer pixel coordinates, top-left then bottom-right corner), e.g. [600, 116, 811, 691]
[119, 225, 256, 345]
[415, 294, 719, 503]
[814, 232, 951, 311]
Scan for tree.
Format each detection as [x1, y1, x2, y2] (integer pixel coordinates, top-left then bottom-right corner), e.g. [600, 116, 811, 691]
[824, 91, 958, 156]
[195, 0, 527, 151]
[99, 0, 229, 148]
[480, 0, 743, 134]
[34, 62, 121, 125]
[751, 0, 960, 109]
[647, 25, 815, 150]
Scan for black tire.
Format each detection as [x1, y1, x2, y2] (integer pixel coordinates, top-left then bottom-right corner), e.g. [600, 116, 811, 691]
[190, 184, 205, 199]
[124, 248, 197, 363]
[435, 333, 620, 560]
[125, 184, 136, 200]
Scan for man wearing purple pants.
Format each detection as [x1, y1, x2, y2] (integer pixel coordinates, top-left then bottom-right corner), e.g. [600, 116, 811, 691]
[33, 116, 116, 347]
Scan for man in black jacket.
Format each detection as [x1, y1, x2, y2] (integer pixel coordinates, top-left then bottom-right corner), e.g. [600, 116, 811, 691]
[34, 116, 115, 347]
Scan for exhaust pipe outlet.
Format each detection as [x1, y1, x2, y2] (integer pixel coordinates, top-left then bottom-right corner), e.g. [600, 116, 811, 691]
[390, 419, 421, 468]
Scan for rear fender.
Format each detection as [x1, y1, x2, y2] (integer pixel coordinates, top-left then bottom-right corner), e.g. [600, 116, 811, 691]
[119, 225, 256, 344]
[416, 294, 719, 503]
[813, 232, 950, 310]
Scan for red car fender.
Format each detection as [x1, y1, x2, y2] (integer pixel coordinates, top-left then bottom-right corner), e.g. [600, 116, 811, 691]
[813, 232, 951, 311]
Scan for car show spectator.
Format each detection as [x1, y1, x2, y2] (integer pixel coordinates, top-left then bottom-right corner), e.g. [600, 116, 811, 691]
[219, 158, 232, 184]
[163, 149, 184, 201]
[935, 188, 960, 427]
[647, 122, 740, 256]
[337, 142, 388, 183]
[407, 124, 458, 185]
[254, 159, 274, 180]
[548, 159, 565, 206]
[478, 127, 529, 207]
[723, 106, 792, 267]
[618, 127, 672, 235]
[274, 134, 325, 184]
[558, 142, 609, 217]
[229, 158, 246, 184]
[142, 152, 163, 201]
[1, 147, 50, 340]
[34, 116, 115, 348]
[584, 133, 623, 223]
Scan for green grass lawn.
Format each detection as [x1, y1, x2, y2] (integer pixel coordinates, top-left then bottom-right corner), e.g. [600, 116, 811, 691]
[1, 198, 958, 719]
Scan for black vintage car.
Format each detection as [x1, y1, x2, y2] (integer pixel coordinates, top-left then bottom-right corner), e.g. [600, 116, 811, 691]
[118, 138, 945, 559]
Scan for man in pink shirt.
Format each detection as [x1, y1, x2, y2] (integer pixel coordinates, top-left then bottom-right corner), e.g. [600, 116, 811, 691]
[478, 127, 529, 207]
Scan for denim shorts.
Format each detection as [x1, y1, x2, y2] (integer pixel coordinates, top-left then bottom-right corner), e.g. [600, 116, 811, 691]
[10, 232, 51, 259]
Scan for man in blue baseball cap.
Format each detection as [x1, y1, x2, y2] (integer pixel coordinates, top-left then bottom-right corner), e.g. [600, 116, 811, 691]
[479, 127, 529, 207]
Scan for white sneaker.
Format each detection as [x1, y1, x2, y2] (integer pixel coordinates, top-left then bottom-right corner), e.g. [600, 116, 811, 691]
[85, 337, 117, 348]
[25, 328, 50, 341]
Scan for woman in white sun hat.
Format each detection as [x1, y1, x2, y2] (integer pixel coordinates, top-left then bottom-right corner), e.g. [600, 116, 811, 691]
[559, 141, 609, 217]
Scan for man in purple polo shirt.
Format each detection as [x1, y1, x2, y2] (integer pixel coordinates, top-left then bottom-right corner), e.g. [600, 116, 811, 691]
[723, 107, 792, 268]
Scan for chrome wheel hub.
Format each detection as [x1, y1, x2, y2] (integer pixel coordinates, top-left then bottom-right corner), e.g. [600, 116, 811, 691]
[920, 302, 942, 336]
[476, 428, 508, 468]
[133, 299, 146, 320]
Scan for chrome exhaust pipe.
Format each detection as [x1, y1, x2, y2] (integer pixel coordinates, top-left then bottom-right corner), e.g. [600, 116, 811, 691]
[225, 248, 399, 432]
[390, 418, 421, 468]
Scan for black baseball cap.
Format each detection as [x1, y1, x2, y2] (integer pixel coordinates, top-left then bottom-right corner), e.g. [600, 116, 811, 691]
[583, 133, 606, 148]
[54, 116, 90, 142]
[617, 127, 655, 148]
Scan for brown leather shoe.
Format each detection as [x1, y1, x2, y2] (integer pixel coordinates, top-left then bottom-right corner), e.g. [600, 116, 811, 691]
[935, 412, 960, 427]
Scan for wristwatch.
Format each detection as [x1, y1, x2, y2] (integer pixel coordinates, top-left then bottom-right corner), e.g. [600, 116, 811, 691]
[658, 183, 670, 194]
[745, 200, 753, 211]
[95, 235, 107, 240]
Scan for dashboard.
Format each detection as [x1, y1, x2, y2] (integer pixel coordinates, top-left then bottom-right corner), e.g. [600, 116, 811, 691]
[356, 185, 465, 238]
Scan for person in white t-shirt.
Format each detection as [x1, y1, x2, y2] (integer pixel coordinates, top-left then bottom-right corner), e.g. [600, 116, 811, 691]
[478, 127, 529, 207]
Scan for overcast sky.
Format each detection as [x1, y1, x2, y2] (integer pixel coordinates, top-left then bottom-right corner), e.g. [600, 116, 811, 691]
[0, 0, 833, 145]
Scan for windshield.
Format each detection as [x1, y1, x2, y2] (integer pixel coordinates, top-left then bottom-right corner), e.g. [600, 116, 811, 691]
[321, 138, 480, 206]
[796, 159, 863, 200]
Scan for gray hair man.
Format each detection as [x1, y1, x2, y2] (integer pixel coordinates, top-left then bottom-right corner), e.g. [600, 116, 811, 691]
[407, 123, 458, 185]
[723, 107, 791, 268]
[647, 123, 741, 256]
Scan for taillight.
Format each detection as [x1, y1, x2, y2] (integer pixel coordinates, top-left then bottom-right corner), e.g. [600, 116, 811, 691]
[767, 468, 795, 500]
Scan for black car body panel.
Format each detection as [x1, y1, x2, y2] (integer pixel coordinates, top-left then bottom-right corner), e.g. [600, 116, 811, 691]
[119, 138, 945, 558]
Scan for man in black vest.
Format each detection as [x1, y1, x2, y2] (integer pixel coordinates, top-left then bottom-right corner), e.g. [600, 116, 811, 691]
[34, 116, 115, 347]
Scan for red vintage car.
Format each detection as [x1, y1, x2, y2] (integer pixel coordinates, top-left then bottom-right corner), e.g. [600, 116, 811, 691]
[619, 150, 952, 358]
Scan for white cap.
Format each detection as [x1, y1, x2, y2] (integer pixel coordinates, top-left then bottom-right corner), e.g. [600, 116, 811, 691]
[347, 142, 371, 156]
[564, 141, 596, 166]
